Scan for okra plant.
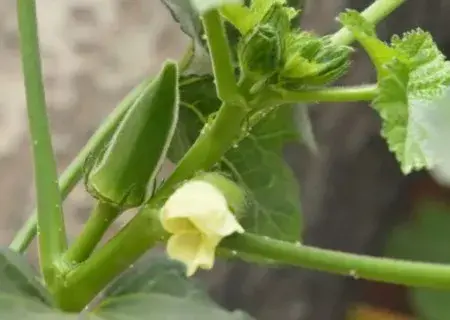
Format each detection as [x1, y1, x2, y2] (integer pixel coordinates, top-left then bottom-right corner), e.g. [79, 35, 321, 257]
[4, 0, 450, 318]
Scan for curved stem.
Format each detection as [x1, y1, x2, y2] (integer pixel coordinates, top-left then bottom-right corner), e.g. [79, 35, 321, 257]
[330, 0, 406, 46]
[17, 0, 66, 282]
[62, 202, 120, 264]
[221, 233, 450, 289]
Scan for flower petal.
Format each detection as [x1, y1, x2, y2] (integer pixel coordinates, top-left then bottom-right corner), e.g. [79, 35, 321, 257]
[167, 232, 203, 276]
[190, 208, 244, 237]
[217, 211, 245, 235]
[162, 181, 229, 220]
[166, 232, 221, 276]
[192, 235, 221, 274]
[160, 214, 196, 234]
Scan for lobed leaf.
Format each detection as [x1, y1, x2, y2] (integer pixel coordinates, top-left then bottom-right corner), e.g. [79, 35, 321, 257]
[340, 11, 450, 174]
[373, 30, 450, 174]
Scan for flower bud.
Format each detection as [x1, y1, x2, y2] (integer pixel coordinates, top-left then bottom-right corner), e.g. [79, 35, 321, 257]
[237, 4, 291, 88]
[238, 24, 282, 82]
[280, 33, 352, 89]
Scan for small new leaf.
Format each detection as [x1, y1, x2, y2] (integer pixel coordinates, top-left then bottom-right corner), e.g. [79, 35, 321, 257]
[238, 24, 282, 86]
[280, 32, 351, 88]
[221, 0, 297, 35]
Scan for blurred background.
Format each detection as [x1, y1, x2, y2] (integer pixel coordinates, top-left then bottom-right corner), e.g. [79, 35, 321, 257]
[2, 1, 450, 319]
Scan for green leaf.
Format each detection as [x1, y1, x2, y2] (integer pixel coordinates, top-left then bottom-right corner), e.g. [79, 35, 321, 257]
[103, 256, 210, 301]
[385, 201, 450, 262]
[414, 87, 450, 186]
[94, 256, 252, 319]
[161, 0, 212, 75]
[170, 75, 302, 242]
[0, 249, 50, 304]
[0, 295, 81, 319]
[384, 201, 450, 320]
[411, 289, 450, 320]
[85, 61, 179, 209]
[372, 29, 450, 174]
[168, 75, 219, 160]
[339, 17, 450, 174]
[0, 249, 82, 319]
[220, 105, 301, 241]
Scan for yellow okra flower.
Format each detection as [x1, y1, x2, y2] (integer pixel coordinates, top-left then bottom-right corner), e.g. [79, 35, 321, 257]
[160, 174, 245, 276]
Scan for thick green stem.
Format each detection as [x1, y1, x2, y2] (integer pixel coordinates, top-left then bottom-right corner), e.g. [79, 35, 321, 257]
[17, 0, 66, 282]
[62, 202, 120, 264]
[222, 233, 450, 289]
[156, 102, 246, 201]
[9, 79, 150, 253]
[55, 210, 163, 312]
[330, 0, 406, 46]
